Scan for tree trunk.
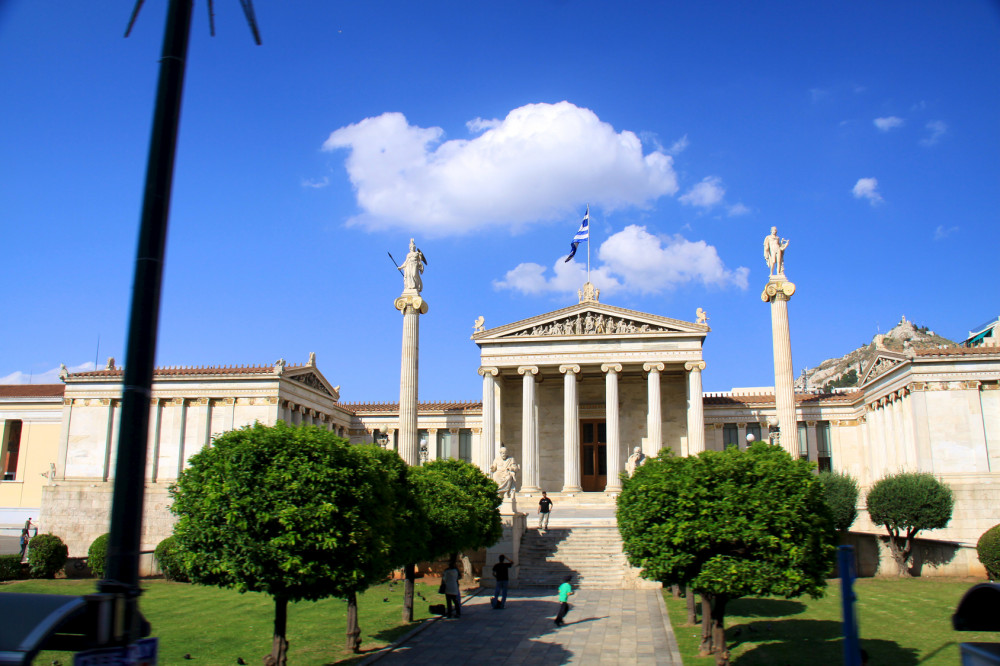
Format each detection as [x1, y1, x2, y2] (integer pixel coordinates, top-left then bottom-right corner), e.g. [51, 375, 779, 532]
[671, 584, 681, 598]
[885, 530, 912, 576]
[699, 594, 714, 656]
[685, 586, 697, 626]
[268, 595, 289, 666]
[711, 594, 729, 666]
[345, 589, 362, 653]
[402, 563, 415, 622]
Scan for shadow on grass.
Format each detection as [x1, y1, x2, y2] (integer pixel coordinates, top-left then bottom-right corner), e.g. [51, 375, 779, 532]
[726, 597, 807, 618]
[725, 619, 920, 666]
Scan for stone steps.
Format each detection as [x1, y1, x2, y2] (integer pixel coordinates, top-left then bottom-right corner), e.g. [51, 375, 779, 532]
[515, 526, 655, 590]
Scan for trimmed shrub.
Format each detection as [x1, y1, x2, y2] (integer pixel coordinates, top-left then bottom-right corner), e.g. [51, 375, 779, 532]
[154, 536, 189, 582]
[27, 533, 69, 579]
[0, 554, 25, 581]
[88, 533, 109, 579]
[977, 524, 1000, 580]
[818, 471, 860, 533]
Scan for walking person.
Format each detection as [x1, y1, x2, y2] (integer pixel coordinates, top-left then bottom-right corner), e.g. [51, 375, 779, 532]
[18, 526, 30, 561]
[554, 575, 573, 627]
[492, 554, 514, 609]
[538, 491, 553, 531]
[443, 556, 462, 618]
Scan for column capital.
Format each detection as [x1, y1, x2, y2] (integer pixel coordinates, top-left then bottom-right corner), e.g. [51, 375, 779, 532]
[684, 360, 706, 372]
[643, 362, 665, 373]
[394, 294, 429, 314]
[601, 363, 622, 374]
[760, 280, 796, 303]
[518, 365, 539, 376]
[807, 420, 818, 427]
[427, 428, 438, 434]
[559, 364, 581, 375]
[478, 366, 499, 377]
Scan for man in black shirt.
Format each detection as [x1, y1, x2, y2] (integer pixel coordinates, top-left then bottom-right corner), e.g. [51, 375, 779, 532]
[492, 554, 514, 609]
[538, 491, 553, 531]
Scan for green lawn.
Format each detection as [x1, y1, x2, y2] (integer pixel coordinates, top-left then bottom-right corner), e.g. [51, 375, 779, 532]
[3, 578, 444, 665]
[664, 577, 997, 665]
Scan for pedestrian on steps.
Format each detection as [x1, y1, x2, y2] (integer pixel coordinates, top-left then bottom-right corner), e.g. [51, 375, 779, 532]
[554, 575, 573, 627]
[538, 491, 553, 531]
[492, 554, 513, 609]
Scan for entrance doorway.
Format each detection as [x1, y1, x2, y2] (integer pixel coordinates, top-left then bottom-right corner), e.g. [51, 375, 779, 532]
[580, 419, 607, 491]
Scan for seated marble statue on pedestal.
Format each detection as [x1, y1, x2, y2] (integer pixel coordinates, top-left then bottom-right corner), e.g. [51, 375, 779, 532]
[626, 446, 646, 477]
[490, 446, 519, 498]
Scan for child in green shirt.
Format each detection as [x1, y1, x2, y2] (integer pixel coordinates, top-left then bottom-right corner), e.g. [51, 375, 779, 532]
[554, 575, 573, 627]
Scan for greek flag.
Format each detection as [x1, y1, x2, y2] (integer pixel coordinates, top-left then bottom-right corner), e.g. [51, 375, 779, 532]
[564, 207, 590, 262]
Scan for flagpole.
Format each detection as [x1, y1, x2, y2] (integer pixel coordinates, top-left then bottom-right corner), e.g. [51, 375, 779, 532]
[586, 204, 591, 283]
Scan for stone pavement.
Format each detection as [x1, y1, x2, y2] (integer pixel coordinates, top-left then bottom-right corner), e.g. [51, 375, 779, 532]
[370, 588, 682, 665]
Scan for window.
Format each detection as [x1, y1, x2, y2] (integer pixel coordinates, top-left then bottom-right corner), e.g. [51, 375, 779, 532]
[797, 422, 808, 459]
[2, 420, 23, 481]
[437, 430, 453, 459]
[747, 422, 762, 442]
[459, 429, 472, 463]
[817, 421, 833, 472]
[723, 423, 738, 448]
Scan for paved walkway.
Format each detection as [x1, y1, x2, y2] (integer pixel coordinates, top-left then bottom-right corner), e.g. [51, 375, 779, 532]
[371, 588, 682, 665]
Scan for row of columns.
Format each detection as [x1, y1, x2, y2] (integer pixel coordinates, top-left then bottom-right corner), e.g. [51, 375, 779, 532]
[479, 361, 706, 493]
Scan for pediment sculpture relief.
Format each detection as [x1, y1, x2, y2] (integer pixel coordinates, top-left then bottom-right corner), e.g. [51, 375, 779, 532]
[866, 356, 902, 383]
[291, 372, 333, 396]
[501, 312, 675, 338]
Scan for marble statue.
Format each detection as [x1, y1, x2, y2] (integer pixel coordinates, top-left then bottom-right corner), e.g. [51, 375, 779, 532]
[490, 446, 520, 498]
[696, 308, 709, 325]
[473, 315, 485, 333]
[625, 446, 646, 477]
[399, 238, 427, 293]
[763, 226, 790, 276]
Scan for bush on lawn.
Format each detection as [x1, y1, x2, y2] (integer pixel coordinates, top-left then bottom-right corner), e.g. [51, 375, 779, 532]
[28, 533, 68, 579]
[88, 533, 109, 579]
[155, 536, 189, 582]
[977, 524, 1000, 581]
[0, 554, 25, 581]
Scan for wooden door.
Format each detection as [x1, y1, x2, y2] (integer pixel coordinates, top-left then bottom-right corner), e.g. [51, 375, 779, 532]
[580, 419, 607, 492]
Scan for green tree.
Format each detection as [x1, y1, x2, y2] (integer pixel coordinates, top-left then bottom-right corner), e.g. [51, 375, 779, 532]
[170, 423, 400, 665]
[817, 471, 860, 534]
[402, 459, 502, 620]
[87, 533, 110, 579]
[617, 443, 836, 664]
[866, 472, 954, 576]
[977, 524, 1000, 581]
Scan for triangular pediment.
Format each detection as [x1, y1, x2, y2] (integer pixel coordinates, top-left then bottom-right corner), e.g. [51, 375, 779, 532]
[284, 366, 340, 400]
[473, 301, 709, 343]
[859, 351, 909, 386]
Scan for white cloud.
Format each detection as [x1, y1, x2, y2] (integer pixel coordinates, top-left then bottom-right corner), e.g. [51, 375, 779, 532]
[852, 177, 884, 205]
[934, 225, 959, 240]
[921, 120, 948, 146]
[301, 176, 329, 189]
[727, 203, 750, 217]
[679, 176, 725, 209]
[466, 117, 500, 133]
[323, 102, 678, 235]
[668, 134, 689, 155]
[0, 362, 94, 385]
[494, 225, 748, 297]
[873, 116, 904, 132]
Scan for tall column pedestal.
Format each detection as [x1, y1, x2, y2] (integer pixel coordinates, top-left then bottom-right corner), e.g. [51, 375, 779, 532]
[761, 276, 797, 457]
[395, 294, 428, 466]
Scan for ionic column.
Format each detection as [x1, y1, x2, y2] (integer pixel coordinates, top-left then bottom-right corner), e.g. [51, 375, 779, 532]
[737, 422, 748, 449]
[685, 361, 706, 455]
[560, 364, 582, 493]
[426, 428, 439, 461]
[602, 363, 623, 493]
[478, 367, 499, 472]
[890, 392, 906, 469]
[643, 362, 665, 457]
[395, 294, 429, 466]
[519, 366, 540, 493]
[761, 278, 798, 457]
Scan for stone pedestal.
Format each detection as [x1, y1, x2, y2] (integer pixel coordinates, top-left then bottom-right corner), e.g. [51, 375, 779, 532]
[761, 276, 797, 457]
[395, 293, 428, 466]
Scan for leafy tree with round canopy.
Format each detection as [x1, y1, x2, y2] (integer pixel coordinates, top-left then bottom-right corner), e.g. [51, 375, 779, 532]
[400, 459, 502, 620]
[866, 471, 954, 576]
[170, 423, 401, 664]
[617, 443, 837, 664]
[817, 470, 860, 535]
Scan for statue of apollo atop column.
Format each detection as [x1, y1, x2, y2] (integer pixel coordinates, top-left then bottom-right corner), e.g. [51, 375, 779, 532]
[763, 226, 789, 276]
[399, 238, 427, 293]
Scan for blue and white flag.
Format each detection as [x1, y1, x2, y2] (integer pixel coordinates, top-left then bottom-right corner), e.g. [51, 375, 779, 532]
[564, 207, 590, 262]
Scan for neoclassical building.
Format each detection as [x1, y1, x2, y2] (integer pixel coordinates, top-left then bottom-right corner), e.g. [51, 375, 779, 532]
[2, 284, 999, 577]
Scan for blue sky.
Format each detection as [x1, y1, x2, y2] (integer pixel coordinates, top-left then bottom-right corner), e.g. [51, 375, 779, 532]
[1, 1, 998, 400]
